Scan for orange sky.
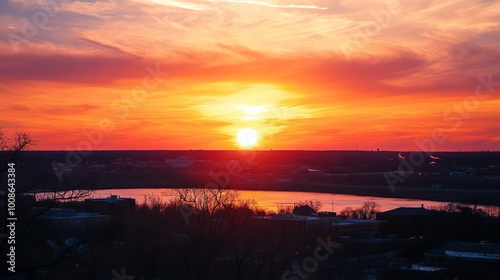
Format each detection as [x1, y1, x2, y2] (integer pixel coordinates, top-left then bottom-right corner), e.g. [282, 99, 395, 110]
[1, 0, 499, 151]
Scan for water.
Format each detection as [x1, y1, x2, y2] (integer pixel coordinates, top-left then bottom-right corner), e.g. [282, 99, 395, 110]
[88, 188, 448, 212]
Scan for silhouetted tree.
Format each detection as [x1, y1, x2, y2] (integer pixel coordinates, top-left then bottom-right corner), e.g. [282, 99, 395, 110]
[0, 129, 34, 173]
[293, 205, 315, 216]
[339, 207, 357, 219]
[340, 202, 380, 219]
[276, 204, 293, 215]
[169, 178, 254, 280]
[0, 129, 95, 278]
[297, 200, 322, 212]
[360, 202, 379, 220]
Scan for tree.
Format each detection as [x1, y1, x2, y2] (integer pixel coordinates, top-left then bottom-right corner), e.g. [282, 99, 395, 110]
[298, 200, 322, 212]
[276, 204, 293, 215]
[429, 202, 467, 213]
[359, 202, 379, 220]
[339, 207, 356, 218]
[0, 129, 35, 173]
[0, 129, 94, 278]
[168, 178, 254, 280]
[339, 202, 380, 220]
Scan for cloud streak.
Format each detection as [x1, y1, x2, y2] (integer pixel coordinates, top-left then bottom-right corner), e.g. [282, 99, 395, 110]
[0, 0, 499, 150]
[210, 0, 328, 10]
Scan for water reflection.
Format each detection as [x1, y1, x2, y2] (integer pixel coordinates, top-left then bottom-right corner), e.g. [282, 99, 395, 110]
[90, 188, 445, 212]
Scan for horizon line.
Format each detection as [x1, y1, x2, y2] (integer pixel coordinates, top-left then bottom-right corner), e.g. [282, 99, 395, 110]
[16, 149, 500, 153]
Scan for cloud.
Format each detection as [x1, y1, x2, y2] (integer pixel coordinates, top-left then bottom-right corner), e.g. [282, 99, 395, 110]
[210, 0, 328, 10]
[0, 53, 149, 84]
[1, 0, 500, 150]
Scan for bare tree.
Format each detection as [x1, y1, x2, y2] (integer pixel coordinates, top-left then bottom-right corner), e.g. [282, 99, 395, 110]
[276, 204, 293, 215]
[168, 177, 254, 280]
[360, 202, 379, 220]
[429, 202, 466, 213]
[0, 130, 35, 173]
[0, 130, 95, 278]
[340, 202, 380, 220]
[339, 207, 356, 219]
[298, 200, 322, 212]
[482, 206, 500, 217]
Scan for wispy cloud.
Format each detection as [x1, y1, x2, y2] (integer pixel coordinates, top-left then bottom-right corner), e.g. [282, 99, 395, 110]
[1, 0, 500, 150]
[134, 0, 211, 10]
[210, 0, 328, 10]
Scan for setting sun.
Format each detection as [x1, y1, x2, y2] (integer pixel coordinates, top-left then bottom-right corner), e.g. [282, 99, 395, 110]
[1, 0, 499, 152]
[237, 128, 258, 148]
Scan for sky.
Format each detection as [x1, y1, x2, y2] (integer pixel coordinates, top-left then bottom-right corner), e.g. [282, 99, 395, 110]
[0, 0, 499, 151]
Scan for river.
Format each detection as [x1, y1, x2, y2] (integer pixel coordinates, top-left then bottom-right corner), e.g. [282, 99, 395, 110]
[88, 188, 450, 212]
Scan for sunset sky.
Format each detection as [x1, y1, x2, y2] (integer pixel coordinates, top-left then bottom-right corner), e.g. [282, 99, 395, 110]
[1, 0, 499, 150]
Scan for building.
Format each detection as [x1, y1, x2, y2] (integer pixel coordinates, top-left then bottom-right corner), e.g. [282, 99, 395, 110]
[332, 219, 385, 238]
[377, 206, 434, 236]
[165, 156, 195, 168]
[251, 215, 337, 236]
[84, 194, 135, 214]
[33, 207, 110, 237]
[424, 241, 500, 278]
[293, 205, 315, 216]
[388, 263, 451, 280]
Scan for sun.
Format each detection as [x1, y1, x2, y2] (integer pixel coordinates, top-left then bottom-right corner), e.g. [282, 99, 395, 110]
[237, 128, 258, 148]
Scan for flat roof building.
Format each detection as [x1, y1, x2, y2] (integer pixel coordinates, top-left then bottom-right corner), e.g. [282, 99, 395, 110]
[33, 207, 110, 237]
[332, 219, 385, 238]
[251, 215, 337, 235]
[84, 195, 135, 213]
[424, 241, 500, 278]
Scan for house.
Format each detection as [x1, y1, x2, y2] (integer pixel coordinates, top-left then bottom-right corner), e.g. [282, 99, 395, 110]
[293, 205, 315, 216]
[377, 206, 434, 236]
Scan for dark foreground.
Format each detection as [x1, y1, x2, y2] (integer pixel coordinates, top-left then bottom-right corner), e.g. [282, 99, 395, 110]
[2, 150, 500, 279]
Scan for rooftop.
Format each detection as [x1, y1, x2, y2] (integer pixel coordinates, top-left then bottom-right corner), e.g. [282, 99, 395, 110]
[335, 219, 384, 226]
[86, 195, 135, 203]
[33, 207, 108, 219]
[253, 214, 336, 221]
[379, 207, 433, 216]
[400, 263, 446, 271]
[426, 241, 500, 259]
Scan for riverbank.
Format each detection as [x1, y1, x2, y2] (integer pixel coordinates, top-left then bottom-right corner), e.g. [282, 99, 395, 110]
[224, 181, 500, 207]
[69, 179, 500, 207]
